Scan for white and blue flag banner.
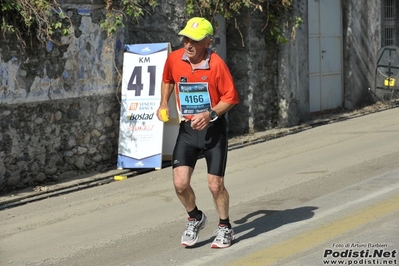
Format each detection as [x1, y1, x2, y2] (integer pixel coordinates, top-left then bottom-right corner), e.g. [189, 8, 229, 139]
[117, 43, 170, 169]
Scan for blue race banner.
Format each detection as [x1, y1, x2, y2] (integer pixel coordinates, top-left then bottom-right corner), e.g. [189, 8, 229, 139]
[117, 43, 171, 169]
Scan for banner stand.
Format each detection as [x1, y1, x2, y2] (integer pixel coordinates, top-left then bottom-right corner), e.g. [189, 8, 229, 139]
[117, 43, 179, 170]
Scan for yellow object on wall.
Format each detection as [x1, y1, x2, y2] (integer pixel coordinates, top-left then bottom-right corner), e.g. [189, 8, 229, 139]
[384, 78, 395, 87]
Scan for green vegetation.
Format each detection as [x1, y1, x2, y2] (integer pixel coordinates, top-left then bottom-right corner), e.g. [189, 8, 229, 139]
[0, 0, 302, 47]
[0, 0, 71, 47]
[184, 0, 302, 44]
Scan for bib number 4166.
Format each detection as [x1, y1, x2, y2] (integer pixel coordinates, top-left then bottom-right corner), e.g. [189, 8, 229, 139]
[128, 66, 156, 96]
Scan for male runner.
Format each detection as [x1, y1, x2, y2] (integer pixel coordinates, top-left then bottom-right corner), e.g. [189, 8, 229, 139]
[157, 17, 239, 248]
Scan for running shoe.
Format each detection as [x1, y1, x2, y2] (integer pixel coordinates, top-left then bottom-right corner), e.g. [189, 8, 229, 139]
[211, 224, 235, 248]
[181, 213, 208, 247]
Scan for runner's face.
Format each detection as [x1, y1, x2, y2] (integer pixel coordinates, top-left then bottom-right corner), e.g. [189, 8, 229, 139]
[182, 36, 211, 61]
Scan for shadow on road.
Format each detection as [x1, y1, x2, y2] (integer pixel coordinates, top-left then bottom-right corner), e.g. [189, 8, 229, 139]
[233, 206, 318, 243]
[188, 206, 317, 248]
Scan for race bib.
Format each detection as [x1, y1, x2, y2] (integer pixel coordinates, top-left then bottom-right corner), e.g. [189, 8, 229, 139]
[178, 82, 211, 117]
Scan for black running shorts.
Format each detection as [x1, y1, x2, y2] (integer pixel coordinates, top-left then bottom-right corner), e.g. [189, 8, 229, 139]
[172, 117, 228, 176]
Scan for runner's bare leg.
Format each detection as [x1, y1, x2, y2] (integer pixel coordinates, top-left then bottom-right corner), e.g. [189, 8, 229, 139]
[208, 174, 229, 219]
[173, 166, 196, 212]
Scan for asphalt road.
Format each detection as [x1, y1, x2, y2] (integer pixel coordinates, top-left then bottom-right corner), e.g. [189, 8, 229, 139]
[1, 107, 399, 266]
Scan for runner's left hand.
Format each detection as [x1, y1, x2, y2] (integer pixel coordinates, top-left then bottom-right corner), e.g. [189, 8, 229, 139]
[191, 112, 210, 130]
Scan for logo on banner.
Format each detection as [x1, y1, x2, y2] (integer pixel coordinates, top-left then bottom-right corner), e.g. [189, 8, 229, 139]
[128, 102, 156, 111]
[135, 161, 144, 166]
[128, 113, 154, 120]
[129, 102, 139, 110]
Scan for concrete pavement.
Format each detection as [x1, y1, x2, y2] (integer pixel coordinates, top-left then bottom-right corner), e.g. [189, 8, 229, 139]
[1, 103, 399, 266]
[226, 169, 399, 266]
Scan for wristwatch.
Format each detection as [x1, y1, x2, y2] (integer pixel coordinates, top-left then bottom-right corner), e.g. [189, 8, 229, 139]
[209, 109, 218, 121]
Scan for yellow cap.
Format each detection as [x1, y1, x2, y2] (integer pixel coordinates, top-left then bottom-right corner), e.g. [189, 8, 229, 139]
[178, 17, 213, 41]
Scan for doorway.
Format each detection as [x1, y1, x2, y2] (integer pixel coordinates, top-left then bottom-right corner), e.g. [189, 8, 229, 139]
[308, 0, 343, 112]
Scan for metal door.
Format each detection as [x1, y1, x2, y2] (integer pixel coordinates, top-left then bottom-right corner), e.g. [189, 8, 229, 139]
[308, 0, 343, 112]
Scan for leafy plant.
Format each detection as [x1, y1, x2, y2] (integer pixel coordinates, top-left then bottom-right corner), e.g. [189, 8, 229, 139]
[100, 0, 159, 35]
[1, 0, 302, 47]
[107, 0, 302, 44]
[0, 0, 71, 47]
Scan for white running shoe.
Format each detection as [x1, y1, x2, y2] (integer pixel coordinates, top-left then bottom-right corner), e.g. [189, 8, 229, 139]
[181, 213, 208, 247]
[211, 224, 235, 248]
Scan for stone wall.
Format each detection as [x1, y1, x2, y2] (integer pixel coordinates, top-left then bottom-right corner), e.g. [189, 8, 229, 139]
[0, 2, 124, 191]
[225, 9, 279, 134]
[278, 0, 309, 125]
[224, 0, 309, 133]
[342, 1, 382, 108]
[0, 97, 120, 190]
